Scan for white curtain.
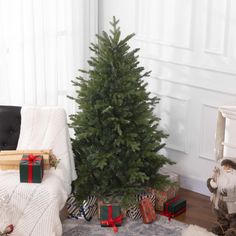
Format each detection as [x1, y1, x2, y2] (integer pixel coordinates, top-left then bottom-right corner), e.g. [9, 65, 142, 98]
[0, 0, 98, 115]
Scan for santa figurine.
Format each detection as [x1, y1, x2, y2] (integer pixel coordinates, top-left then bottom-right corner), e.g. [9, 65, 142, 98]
[207, 157, 236, 236]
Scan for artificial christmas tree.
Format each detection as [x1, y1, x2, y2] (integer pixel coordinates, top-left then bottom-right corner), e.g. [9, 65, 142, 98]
[69, 17, 174, 207]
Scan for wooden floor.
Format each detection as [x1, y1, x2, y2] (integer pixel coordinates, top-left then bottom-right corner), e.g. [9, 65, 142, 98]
[174, 188, 216, 230]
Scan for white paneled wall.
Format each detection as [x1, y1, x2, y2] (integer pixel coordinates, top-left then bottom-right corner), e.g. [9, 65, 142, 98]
[99, 0, 236, 195]
[0, 0, 98, 116]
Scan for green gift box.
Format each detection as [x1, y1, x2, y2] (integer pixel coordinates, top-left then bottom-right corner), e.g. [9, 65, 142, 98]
[20, 154, 44, 183]
[164, 198, 186, 214]
[161, 197, 186, 220]
[100, 204, 122, 227]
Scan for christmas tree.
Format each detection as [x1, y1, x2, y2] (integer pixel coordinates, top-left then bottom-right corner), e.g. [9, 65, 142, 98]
[69, 17, 174, 206]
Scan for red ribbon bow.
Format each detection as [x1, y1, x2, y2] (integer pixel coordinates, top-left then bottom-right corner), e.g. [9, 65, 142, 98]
[100, 205, 123, 233]
[21, 154, 42, 183]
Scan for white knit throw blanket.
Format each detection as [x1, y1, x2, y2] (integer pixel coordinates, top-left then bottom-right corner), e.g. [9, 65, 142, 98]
[0, 106, 77, 236]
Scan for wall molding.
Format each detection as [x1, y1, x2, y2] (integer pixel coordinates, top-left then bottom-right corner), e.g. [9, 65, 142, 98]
[180, 175, 210, 196]
[84, 0, 98, 60]
[153, 92, 189, 154]
[153, 92, 190, 103]
[149, 73, 236, 97]
[199, 104, 218, 161]
[165, 145, 188, 154]
[199, 154, 217, 162]
[88, 0, 98, 45]
[204, 0, 230, 56]
[139, 54, 236, 76]
[135, 36, 192, 51]
[204, 50, 226, 56]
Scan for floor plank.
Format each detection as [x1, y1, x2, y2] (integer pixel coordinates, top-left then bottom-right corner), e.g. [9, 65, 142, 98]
[174, 188, 216, 230]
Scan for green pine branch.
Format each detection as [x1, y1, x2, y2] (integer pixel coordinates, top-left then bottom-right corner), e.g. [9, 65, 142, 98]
[69, 16, 174, 207]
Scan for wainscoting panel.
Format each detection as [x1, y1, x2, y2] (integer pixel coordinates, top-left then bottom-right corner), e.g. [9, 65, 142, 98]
[204, 0, 229, 55]
[199, 104, 218, 161]
[135, 0, 193, 50]
[133, 0, 236, 75]
[139, 57, 236, 96]
[154, 94, 189, 154]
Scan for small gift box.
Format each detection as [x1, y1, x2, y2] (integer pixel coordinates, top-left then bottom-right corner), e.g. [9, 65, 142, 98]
[0, 149, 54, 170]
[139, 198, 157, 224]
[152, 185, 179, 211]
[97, 200, 104, 219]
[160, 197, 186, 220]
[126, 192, 156, 220]
[20, 154, 44, 183]
[158, 168, 180, 184]
[100, 204, 123, 233]
[80, 196, 97, 221]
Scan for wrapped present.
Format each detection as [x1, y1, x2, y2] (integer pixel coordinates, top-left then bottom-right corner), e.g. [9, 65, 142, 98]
[126, 192, 156, 220]
[66, 194, 97, 221]
[20, 154, 44, 183]
[139, 198, 157, 224]
[80, 196, 97, 221]
[0, 149, 57, 170]
[160, 197, 186, 220]
[66, 193, 82, 219]
[152, 185, 179, 211]
[97, 200, 104, 219]
[100, 204, 123, 233]
[98, 200, 126, 220]
[158, 168, 180, 184]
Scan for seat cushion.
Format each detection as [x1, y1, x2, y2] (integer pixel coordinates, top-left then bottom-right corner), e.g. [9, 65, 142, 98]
[0, 106, 21, 150]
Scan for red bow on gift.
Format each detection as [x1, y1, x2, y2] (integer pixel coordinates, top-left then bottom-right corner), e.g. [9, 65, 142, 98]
[21, 154, 42, 183]
[100, 205, 123, 233]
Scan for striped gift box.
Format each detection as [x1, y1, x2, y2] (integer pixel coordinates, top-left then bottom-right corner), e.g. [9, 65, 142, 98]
[66, 194, 97, 220]
[66, 194, 81, 219]
[126, 192, 156, 220]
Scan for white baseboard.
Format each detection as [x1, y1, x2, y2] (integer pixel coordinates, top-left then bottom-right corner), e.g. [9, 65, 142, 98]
[180, 175, 211, 196]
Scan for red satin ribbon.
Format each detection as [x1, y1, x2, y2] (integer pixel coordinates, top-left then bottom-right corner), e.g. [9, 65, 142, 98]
[100, 205, 123, 233]
[21, 154, 42, 183]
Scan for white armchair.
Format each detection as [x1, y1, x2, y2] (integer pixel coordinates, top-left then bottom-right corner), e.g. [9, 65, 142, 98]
[0, 106, 77, 236]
